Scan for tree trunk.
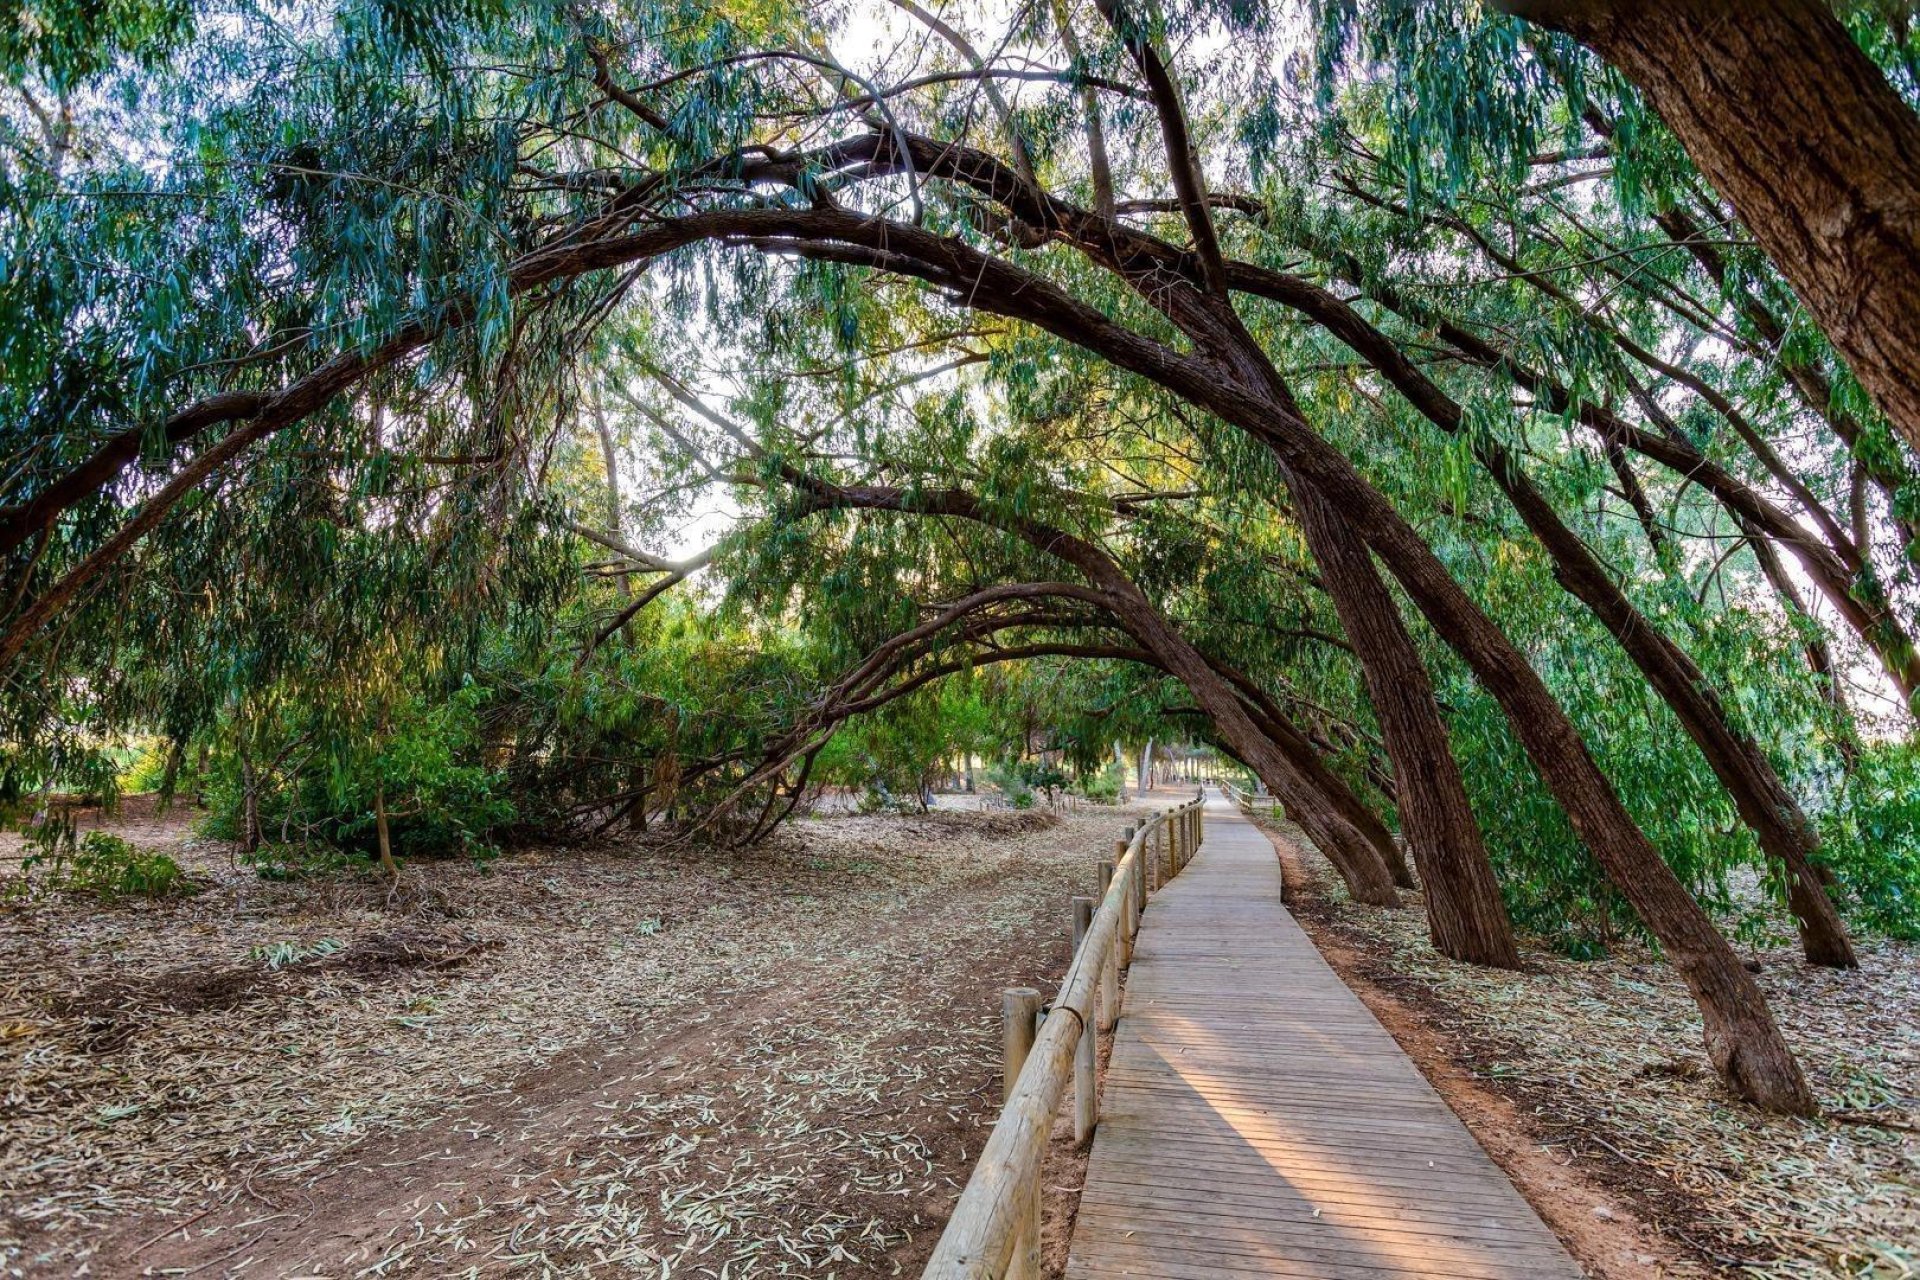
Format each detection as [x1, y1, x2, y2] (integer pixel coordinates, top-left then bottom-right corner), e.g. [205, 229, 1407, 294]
[1493, 461, 1858, 968]
[984, 523, 1401, 904]
[1225, 392, 1815, 1112]
[239, 745, 261, 856]
[374, 780, 398, 878]
[1505, 0, 1920, 467]
[1291, 484, 1521, 966]
[1230, 677, 1409, 883]
[1229, 254, 1856, 968]
[1101, 583, 1400, 904]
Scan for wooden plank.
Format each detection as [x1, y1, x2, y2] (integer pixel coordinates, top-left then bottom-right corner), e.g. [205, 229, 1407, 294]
[1065, 792, 1580, 1280]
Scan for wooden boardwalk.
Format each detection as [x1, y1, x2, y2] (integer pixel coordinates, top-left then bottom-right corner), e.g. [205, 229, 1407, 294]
[1066, 791, 1582, 1280]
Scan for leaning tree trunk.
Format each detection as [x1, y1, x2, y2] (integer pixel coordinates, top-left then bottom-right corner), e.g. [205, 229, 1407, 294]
[1234, 685, 1412, 886]
[1229, 394, 1815, 1113]
[1235, 254, 1857, 967]
[1495, 469, 1859, 968]
[1106, 591, 1401, 904]
[1291, 483, 1521, 967]
[1503, 0, 1920, 469]
[1142, 293, 1813, 1106]
[1040, 543, 1401, 905]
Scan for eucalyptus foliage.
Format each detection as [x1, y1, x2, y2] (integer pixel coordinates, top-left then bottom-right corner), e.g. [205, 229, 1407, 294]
[2, 0, 1916, 950]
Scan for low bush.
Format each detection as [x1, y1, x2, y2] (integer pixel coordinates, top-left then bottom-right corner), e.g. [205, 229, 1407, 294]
[8, 828, 194, 902]
[1821, 743, 1920, 940]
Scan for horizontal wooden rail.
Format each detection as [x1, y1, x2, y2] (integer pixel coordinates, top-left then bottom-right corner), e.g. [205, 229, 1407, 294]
[923, 789, 1207, 1279]
[1221, 779, 1275, 818]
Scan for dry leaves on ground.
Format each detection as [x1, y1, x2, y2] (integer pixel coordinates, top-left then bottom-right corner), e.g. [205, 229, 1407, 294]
[1256, 808, 1919, 1280]
[0, 801, 1145, 1278]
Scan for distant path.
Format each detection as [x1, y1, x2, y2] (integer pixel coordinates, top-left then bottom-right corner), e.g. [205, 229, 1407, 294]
[1066, 790, 1581, 1279]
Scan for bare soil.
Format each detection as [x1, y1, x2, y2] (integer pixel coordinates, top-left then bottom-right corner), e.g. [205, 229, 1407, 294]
[1, 797, 1148, 1278]
[1247, 806, 1919, 1280]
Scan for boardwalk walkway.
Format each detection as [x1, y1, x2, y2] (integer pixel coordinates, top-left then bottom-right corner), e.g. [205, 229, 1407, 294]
[1066, 791, 1581, 1279]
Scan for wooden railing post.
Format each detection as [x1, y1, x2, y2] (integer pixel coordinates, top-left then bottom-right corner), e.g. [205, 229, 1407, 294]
[1071, 895, 1097, 1146]
[1002, 986, 1043, 1280]
[1097, 861, 1119, 1028]
[1121, 832, 1136, 921]
[1003, 987, 1041, 1102]
[1113, 838, 1134, 964]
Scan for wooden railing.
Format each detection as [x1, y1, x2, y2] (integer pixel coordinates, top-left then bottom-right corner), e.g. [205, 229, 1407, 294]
[922, 789, 1208, 1279]
[1221, 780, 1276, 818]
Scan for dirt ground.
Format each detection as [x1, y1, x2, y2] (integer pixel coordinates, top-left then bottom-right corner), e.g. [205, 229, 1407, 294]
[0, 795, 1147, 1278]
[11, 793, 1912, 1280]
[1243, 806, 1919, 1280]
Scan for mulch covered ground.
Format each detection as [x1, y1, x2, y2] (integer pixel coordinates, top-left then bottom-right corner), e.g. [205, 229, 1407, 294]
[1, 798, 1143, 1278]
[1248, 806, 1919, 1280]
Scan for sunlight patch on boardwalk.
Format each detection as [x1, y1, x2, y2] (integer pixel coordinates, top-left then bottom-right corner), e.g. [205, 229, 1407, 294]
[1066, 794, 1582, 1279]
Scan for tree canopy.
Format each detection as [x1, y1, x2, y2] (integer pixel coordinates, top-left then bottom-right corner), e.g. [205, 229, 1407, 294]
[6, 0, 1920, 1114]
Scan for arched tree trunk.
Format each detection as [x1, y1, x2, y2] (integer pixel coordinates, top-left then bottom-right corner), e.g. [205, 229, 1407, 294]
[1291, 484, 1520, 967]
[1226, 389, 1815, 1113]
[1502, 0, 1920, 467]
[1226, 256, 1857, 968]
[1228, 681, 1411, 885]
[1056, 535, 1402, 906]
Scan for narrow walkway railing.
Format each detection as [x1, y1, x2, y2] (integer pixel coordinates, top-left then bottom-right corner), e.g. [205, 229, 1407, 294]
[1220, 779, 1276, 819]
[921, 790, 1207, 1279]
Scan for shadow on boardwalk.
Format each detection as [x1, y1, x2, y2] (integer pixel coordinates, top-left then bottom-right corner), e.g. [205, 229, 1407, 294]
[1066, 792, 1582, 1279]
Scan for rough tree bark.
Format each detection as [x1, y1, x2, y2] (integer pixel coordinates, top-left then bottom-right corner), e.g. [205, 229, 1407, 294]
[1228, 256, 1858, 968]
[1503, 0, 1920, 466]
[1291, 484, 1521, 966]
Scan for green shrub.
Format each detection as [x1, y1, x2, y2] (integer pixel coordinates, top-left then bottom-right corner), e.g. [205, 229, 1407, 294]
[1075, 761, 1124, 803]
[1014, 760, 1069, 794]
[982, 761, 1033, 807]
[1820, 743, 1920, 939]
[205, 686, 515, 869]
[9, 827, 194, 901]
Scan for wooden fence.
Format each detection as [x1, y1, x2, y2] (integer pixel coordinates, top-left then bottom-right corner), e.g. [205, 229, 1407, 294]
[920, 790, 1207, 1279]
[1220, 780, 1276, 818]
